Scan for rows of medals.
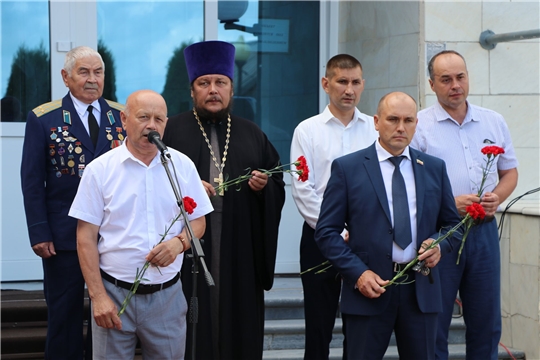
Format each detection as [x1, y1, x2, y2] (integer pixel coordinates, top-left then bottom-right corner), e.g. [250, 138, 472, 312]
[48, 126, 124, 178]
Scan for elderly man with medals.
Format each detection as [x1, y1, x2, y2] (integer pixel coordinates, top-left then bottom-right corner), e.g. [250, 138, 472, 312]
[163, 40, 286, 360]
[20, 46, 125, 359]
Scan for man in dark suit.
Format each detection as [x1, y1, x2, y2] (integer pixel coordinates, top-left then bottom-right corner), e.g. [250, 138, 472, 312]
[20, 46, 125, 360]
[315, 92, 461, 359]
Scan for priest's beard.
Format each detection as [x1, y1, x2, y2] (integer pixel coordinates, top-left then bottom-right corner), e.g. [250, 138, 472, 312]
[194, 98, 234, 123]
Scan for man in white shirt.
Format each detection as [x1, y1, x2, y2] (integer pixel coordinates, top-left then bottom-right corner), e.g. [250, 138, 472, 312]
[290, 54, 378, 359]
[412, 50, 518, 360]
[69, 90, 213, 359]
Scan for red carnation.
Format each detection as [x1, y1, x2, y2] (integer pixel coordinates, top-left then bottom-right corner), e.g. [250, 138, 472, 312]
[294, 156, 309, 182]
[298, 169, 309, 182]
[295, 156, 307, 169]
[481, 145, 505, 156]
[183, 196, 197, 215]
[465, 203, 486, 220]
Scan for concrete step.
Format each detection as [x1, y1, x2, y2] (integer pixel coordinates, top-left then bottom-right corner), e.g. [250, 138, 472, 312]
[1, 353, 48, 360]
[1, 289, 90, 323]
[1, 290, 48, 323]
[264, 276, 463, 320]
[265, 276, 304, 320]
[264, 316, 466, 351]
[1, 322, 47, 355]
[264, 318, 344, 351]
[263, 344, 526, 360]
[0, 289, 91, 358]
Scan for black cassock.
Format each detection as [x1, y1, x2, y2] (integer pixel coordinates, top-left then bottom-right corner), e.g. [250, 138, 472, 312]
[163, 111, 285, 360]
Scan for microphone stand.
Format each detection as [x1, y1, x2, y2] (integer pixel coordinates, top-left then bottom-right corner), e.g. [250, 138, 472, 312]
[159, 153, 214, 360]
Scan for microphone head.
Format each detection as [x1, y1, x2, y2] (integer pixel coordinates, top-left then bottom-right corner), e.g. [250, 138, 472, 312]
[147, 130, 160, 144]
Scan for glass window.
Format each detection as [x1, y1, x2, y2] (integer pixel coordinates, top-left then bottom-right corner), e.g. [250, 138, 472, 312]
[218, 0, 319, 163]
[97, 1, 204, 116]
[1, 0, 50, 122]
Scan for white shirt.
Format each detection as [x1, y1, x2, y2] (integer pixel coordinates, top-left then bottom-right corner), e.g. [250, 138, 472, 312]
[70, 92, 101, 134]
[290, 105, 378, 229]
[375, 140, 418, 263]
[412, 101, 518, 198]
[69, 140, 213, 283]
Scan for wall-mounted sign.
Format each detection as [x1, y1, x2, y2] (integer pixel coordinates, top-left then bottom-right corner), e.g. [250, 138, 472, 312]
[258, 19, 289, 53]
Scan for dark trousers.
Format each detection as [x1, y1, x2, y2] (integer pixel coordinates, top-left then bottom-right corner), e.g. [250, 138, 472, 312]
[300, 222, 342, 360]
[436, 221, 501, 360]
[42, 250, 87, 360]
[343, 281, 437, 360]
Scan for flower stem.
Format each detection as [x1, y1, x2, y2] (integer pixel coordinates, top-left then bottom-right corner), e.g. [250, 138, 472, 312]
[456, 223, 472, 265]
[300, 260, 331, 275]
[383, 217, 468, 288]
[477, 156, 495, 197]
[383, 259, 419, 287]
[117, 212, 183, 316]
[214, 160, 305, 194]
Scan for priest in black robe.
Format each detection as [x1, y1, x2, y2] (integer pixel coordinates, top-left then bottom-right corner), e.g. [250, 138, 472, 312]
[162, 40, 286, 360]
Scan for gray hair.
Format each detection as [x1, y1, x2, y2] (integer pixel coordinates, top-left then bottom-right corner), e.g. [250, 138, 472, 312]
[63, 46, 105, 75]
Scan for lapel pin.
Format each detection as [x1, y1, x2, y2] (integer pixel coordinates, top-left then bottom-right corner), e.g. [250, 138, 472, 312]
[416, 159, 424, 166]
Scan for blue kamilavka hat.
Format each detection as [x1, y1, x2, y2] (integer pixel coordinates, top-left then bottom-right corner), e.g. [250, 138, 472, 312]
[184, 41, 236, 83]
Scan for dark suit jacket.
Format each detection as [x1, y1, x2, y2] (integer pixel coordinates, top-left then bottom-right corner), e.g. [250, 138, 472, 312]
[315, 143, 460, 316]
[21, 93, 125, 250]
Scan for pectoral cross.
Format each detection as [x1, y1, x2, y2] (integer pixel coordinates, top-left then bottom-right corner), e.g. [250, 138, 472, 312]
[214, 173, 224, 196]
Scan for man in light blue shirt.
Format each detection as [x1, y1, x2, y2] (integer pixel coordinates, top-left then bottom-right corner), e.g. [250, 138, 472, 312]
[411, 50, 518, 360]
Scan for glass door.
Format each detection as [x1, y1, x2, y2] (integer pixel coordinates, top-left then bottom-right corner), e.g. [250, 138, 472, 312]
[218, 1, 321, 273]
[217, 0, 320, 163]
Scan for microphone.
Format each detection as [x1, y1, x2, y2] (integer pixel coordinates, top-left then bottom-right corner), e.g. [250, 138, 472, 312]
[147, 131, 171, 158]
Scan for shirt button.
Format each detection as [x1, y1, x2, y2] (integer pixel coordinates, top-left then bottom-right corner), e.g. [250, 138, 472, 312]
[388, 229, 393, 234]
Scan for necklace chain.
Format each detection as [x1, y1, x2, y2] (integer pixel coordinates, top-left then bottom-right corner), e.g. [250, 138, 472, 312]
[193, 108, 231, 177]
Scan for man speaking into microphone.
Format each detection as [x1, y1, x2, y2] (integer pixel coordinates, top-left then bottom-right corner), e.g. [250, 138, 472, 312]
[69, 90, 213, 359]
[147, 130, 171, 159]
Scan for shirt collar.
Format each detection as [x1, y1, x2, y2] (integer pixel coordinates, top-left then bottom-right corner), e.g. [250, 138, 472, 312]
[323, 105, 366, 127]
[69, 92, 101, 118]
[434, 100, 478, 125]
[375, 138, 411, 163]
[118, 138, 162, 168]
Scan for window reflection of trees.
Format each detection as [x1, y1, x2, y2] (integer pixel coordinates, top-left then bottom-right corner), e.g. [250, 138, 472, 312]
[3, 43, 50, 121]
[98, 39, 118, 102]
[162, 42, 193, 116]
[2, 39, 195, 120]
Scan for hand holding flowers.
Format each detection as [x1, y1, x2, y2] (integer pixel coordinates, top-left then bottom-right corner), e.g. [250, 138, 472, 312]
[117, 196, 197, 316]
[455, 145, 504, 264]
[387, 145, 504, 284]
[384, 213, 466, 287]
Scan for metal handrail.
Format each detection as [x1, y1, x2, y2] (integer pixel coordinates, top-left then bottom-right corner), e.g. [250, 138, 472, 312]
[480, 29, 540, 50]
